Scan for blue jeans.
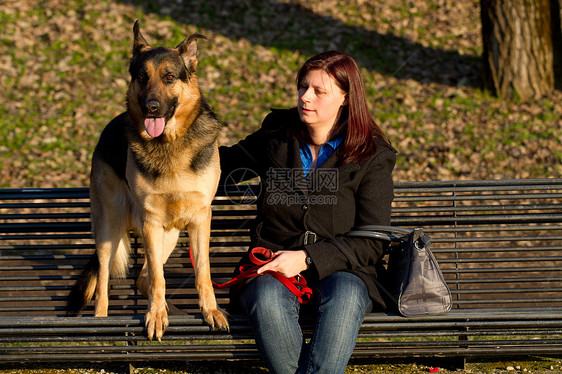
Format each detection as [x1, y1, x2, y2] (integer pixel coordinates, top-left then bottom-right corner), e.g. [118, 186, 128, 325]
[239, 271, 372, 374]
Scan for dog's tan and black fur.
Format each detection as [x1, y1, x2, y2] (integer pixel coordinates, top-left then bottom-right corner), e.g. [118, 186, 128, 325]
[66, 21, 229, 340]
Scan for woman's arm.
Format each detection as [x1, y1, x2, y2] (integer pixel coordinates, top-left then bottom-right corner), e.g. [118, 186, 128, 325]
[219, 110, 286, 184]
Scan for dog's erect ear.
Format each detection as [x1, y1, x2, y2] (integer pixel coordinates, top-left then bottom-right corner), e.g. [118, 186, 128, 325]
[176, 33, 208, 72]
[132, 20, 150, 56]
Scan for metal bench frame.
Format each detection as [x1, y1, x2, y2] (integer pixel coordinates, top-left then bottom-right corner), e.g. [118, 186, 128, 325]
[1, 178, 561, 366]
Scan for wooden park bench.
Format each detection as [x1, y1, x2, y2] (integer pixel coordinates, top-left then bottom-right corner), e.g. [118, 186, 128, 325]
[1, 178, 561, 368]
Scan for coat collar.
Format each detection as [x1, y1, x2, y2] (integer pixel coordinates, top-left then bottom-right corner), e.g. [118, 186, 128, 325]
[263, 109, 359, 174]
[265, 131, 360, 172]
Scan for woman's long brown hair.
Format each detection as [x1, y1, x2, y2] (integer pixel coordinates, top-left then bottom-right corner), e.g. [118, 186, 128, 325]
[297, 51, 390, 165]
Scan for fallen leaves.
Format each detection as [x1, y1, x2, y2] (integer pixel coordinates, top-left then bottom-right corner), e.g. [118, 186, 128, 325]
[0, 0, 561, 188]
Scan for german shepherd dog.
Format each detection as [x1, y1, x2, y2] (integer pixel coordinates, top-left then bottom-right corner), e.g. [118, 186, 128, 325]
[66, 20, 229, 341]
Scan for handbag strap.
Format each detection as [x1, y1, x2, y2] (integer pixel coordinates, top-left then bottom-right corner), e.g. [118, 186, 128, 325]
[347, 226, 432, 251]
[347, 225, 411, 243]
[356, 225, 412, 236]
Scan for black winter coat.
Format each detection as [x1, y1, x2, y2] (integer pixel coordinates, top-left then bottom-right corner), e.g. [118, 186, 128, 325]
[219, 108, 396, 309]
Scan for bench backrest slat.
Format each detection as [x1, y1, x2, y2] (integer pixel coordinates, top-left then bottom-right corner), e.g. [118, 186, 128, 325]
[1, 178, 561, 315]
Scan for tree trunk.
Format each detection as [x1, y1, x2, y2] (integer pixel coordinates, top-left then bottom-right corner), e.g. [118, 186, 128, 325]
[552, 0, 562, 89]
[481, 0, 554, 100]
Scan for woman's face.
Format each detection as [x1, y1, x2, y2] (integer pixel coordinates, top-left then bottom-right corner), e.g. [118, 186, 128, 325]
[297, 69, 347, 134]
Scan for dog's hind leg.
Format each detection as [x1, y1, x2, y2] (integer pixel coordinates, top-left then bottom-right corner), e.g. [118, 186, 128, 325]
[90, 176, 132, 318]
[92, 220, 130, 317]
[66, 254, 99, 316]
[188, 206, 229, 332]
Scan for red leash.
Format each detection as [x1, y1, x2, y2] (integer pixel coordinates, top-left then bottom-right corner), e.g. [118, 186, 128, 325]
[189, 246, 312, 304]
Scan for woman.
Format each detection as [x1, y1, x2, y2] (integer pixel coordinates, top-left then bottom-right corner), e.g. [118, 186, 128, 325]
[219, 51, 396, 374]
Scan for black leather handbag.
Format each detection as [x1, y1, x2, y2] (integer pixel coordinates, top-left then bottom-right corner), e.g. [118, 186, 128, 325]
[346, 225, 452, 317]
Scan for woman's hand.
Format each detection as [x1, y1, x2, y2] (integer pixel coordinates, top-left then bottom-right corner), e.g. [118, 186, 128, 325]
[256, 250, 309, 278]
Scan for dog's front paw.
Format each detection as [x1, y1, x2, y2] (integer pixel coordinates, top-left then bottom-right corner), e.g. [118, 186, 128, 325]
[202, 307, 230, 332]
[145, 303, 169, 342]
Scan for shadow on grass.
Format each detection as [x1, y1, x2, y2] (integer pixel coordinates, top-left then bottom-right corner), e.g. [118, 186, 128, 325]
[118, 0, 482, 88]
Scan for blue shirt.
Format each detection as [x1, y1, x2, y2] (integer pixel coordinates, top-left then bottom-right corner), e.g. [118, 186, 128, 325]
[299, 136, 344, 177]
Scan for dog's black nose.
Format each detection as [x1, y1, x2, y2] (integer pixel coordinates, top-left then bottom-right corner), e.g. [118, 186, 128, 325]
[147, 100, 160, 113]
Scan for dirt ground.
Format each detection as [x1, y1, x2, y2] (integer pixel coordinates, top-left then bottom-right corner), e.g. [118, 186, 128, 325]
[1, 357, 562, 374]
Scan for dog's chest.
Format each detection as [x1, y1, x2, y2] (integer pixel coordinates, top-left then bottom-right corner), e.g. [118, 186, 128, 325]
[138, 186, 210, 230]
[127, 164, 217, 229]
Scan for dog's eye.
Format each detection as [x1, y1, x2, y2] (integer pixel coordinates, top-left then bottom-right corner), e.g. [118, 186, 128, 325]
[165, 73, 175, 83]
[138, 73, 147, 82]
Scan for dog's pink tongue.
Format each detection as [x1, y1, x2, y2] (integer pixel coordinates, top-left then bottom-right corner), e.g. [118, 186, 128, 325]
[144, 117, 165, 138]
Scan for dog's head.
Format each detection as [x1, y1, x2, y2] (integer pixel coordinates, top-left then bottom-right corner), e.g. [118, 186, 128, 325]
[126, 20, 207, 141]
